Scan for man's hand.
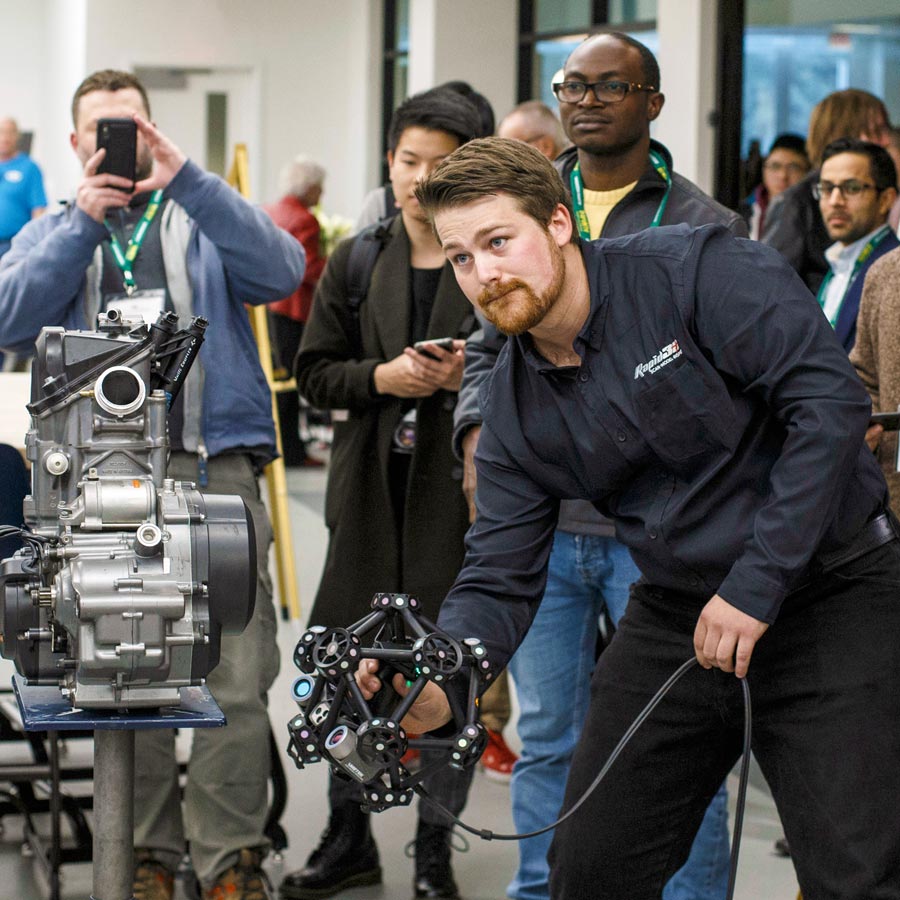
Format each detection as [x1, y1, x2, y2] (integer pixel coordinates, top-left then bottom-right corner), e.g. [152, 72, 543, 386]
[461, 425, 481, 523]
[693, 594, 769, 679]
[403, 339, 466, 392]
[373, 350, 443, 398]
[865, 423, 884, 453]
[132, 114, 187, 194]
[356, 659, 452, 733]
[76, 148, 133, 223]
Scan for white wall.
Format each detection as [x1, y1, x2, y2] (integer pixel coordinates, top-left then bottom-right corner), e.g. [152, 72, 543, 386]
[655, 0, 719, 193]
[80, 0, 379, 219]
[408, 0, 518, 126]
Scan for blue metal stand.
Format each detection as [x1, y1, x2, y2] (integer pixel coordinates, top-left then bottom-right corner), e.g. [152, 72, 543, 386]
[12, 676, 225, 900]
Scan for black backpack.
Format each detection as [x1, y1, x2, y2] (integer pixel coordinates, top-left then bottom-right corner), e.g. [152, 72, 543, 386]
[344, 214, 396, 358]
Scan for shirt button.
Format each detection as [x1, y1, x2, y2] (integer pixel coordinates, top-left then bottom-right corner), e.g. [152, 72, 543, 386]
[689, 576, 700, 587]
[579, 372, 589, 382]
[648, 529, 658, 540]
[617, 430, 627, 442]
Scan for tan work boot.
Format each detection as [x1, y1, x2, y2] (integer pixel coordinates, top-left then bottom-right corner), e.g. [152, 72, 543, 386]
[204, 848, 273, 900]
[133, 850, 175, 900]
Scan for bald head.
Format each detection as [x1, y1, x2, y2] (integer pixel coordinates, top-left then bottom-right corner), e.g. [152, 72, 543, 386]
[498, 101, 567, 161]
[0, 118, 20, 160]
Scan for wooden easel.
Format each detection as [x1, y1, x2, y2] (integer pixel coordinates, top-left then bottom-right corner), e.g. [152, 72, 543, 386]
[227, 142, 301, 621]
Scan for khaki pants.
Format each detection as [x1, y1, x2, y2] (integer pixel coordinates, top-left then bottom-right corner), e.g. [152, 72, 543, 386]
[133, 453, 279, 886]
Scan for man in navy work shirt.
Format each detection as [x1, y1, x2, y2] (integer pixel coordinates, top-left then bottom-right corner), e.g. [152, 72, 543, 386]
[358, 137, 900, 900]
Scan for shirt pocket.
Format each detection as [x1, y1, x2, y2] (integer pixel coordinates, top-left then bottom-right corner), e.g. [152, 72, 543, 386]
[633, 358, 736, 465]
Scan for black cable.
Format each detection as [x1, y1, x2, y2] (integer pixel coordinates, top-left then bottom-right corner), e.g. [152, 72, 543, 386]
[415, 657, 754, 900]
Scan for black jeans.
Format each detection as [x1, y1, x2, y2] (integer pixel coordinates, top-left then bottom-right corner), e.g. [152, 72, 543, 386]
[549, 541, 900, 900]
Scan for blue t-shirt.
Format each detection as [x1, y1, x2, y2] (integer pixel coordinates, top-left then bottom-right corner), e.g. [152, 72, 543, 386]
[0, 153, 47, 240]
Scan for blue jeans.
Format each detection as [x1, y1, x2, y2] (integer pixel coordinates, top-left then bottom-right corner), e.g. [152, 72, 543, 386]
[507, 531, 729, 900]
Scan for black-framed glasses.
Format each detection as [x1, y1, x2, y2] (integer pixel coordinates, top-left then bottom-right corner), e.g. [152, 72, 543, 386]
[552, 79, 657, 104]
[812, 180, 879, 200]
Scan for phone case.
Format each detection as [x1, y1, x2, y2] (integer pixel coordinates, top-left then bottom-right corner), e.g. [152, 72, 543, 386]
[96, 118, 137, 185]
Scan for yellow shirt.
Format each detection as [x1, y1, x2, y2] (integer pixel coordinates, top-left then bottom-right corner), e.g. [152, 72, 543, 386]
[582, 181, 638, 239]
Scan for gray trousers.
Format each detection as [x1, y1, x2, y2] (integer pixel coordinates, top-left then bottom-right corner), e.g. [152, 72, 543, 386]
[133, 452, 280, 885]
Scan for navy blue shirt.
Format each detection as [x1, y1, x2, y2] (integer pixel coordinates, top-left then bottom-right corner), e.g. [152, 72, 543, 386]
[438, 224, 888, 675]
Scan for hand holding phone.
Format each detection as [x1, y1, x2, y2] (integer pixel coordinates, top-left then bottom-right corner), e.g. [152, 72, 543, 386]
[869, 412, 900, 432]
[413, 337, 455, 361]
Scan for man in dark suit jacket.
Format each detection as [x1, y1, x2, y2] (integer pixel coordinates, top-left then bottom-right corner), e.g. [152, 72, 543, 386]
[814, 138, 898, 352]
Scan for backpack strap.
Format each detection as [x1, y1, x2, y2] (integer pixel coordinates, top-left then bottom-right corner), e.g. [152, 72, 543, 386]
[345, 214, 395, 357]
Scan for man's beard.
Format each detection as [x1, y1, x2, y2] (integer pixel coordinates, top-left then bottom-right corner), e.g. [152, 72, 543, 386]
[476, 236, 566, 335]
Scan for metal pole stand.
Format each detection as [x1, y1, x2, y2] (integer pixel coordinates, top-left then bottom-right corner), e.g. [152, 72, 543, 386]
[12, 675, 225, 900]
[91, 729, 134, 900]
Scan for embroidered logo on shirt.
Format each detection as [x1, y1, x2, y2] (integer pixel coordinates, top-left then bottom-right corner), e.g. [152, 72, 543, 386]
[3, 170, 24, 183]
[634, 340, 682, 379]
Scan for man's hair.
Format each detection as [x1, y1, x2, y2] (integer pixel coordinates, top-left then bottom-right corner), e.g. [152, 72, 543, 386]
[501, 101, 567, 155]
[570, 32, 661, 91]
[71, 69, 151, 126]
[438, 80, 496, 137]
[415, 136, 569, 229]
[766, 132, 808, 160]
[821, 138, 897, 192]
[279, 155, 326, 199]
[807, 89, 888, 168]
[387, 87, 482, 152]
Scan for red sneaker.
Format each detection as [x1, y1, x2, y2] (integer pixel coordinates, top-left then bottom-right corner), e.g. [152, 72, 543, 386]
[479, 729, 518, 782]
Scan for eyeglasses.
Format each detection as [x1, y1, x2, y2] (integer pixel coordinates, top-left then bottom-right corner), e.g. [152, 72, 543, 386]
[552, 79, 657, 104]
[812, 180, 880, 200]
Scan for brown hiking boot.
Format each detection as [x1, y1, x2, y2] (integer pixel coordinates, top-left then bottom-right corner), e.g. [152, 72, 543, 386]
[204, 848, 273, 900]
[133, 850, 175, 900]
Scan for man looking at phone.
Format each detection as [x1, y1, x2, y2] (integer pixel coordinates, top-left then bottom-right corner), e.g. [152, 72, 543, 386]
[286, 88, 480, 900]
[0, 69, 306, 900]
[813, 138, 898, 352]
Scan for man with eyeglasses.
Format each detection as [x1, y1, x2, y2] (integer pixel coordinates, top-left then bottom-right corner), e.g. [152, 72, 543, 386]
[813, 138, 898, 352]
[451, 31, 745, 900]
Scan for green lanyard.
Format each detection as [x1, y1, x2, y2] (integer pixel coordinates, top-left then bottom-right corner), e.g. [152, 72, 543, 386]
[569, 149, 672, 241]
[816, 225, 892, 327]
[105, 190, 164, 295]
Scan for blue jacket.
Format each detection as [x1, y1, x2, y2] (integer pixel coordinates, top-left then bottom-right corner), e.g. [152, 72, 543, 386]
[439, 225, 887, 674]
[0, 160, 306, 460]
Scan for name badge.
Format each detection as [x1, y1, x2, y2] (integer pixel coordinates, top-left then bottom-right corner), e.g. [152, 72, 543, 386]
[105, 290, 167, 325]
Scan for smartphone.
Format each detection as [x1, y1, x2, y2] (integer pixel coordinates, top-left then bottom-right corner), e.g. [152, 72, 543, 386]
[870, 412, 900, 432]
[96, 118, 137, 189]
[413, 337, 455, 360]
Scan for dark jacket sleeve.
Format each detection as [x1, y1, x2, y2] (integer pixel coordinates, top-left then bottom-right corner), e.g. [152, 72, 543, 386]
[760, 175, 829, 293]
[685, 228, 873, 620]
[294, 237, 382, 412]
[451, 315, 507, 458]
[438, 420, 560, 675]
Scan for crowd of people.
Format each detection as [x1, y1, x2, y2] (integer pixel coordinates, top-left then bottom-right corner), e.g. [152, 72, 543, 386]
[2, 26, 900, 900]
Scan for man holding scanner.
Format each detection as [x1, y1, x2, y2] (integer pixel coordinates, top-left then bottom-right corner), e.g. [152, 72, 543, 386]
[358, 137, 900, 899]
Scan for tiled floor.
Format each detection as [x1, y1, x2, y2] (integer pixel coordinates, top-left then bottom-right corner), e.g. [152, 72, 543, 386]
[0, 463, 801, 899]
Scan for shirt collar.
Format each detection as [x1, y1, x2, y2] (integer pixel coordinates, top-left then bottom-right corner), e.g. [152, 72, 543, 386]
[825, 224, 890, 272]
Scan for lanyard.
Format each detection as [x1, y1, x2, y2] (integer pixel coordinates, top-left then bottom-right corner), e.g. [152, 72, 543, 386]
[569, 149, 672, 241]
[816, 225, 892, 327]
[105, 190, 164, 296]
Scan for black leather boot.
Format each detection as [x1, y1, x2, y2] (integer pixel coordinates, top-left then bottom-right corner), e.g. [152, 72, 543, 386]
[279, 803, 381, 899]
[413, 821, 460, 899]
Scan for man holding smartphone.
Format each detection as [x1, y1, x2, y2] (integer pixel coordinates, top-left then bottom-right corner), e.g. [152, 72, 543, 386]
[0, 69, 306, 900]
